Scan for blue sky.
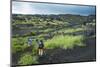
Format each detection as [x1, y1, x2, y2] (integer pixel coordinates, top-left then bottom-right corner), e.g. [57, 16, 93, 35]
[12, 1, 96, 16]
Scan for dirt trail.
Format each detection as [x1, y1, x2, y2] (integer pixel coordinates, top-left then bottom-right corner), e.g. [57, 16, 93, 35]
[38, 37, 96, 64]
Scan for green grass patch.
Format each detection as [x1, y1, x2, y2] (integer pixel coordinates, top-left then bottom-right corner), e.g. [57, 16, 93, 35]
[45, 35, 85, 49]
[18, 53, 38, 65]
[59, 27, 84, 33]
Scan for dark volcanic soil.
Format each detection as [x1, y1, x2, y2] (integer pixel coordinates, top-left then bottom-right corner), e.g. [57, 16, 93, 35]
[38, 37, 96, 64]
[12, 37, 96, 66]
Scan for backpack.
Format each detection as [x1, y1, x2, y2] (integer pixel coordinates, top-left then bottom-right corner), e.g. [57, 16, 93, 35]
[38, 41, 44, 48]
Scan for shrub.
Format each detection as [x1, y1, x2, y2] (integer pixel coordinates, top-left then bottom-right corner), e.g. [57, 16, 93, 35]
[18, 53, 38, 65]
[23, 32, 36, 37]
[11, 37, 28, 53]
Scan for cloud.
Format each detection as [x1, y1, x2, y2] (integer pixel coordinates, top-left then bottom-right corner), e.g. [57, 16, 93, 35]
[12, 2, 37, 14]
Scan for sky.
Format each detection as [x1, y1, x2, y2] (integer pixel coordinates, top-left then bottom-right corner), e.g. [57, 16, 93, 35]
[12, 1, 96, 16]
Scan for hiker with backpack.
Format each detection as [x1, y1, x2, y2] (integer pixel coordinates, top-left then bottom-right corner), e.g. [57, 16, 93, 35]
[36, 39, 45, 56]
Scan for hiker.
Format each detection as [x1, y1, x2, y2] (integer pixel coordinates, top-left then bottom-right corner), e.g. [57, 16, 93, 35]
[28, 37, 33, 46]
[36, 39, 44, 56]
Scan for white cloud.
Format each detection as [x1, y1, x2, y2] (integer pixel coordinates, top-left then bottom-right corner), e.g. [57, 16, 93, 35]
[12, 2, 37, 14]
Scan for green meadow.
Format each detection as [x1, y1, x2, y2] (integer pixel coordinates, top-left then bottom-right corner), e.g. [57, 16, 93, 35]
[12, 14, 96, 65]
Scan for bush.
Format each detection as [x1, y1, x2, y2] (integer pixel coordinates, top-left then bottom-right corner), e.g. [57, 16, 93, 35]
[12, 45, 22, 53]
[18, 53, 38, 65]
[23, 32, 36, 37]
[11, 37, 28, 53]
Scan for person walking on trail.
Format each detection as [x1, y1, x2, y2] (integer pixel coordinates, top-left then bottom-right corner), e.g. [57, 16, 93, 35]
[28, 37, 33, 46]
[36, 39, 45, 56]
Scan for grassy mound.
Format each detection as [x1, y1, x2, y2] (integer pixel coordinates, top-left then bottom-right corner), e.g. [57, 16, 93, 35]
[45, 35, 85, 49]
